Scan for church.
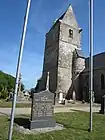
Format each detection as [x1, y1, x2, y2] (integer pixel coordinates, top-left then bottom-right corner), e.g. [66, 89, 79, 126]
[35, 5, 105, 104]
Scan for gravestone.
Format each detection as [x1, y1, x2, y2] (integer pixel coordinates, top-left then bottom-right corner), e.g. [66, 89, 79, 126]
[30, 72, 56, 129]
[30, 90, 56, 129]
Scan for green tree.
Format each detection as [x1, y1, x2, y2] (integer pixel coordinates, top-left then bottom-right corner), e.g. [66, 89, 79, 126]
[0, 71, 25, 99]
[0, 87, 8, 99]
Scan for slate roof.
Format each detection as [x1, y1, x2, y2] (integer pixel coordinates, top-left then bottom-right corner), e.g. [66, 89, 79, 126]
[54, 4, 71, 22]
[85, 52, 105, 70]
[52, 4, 71, 27]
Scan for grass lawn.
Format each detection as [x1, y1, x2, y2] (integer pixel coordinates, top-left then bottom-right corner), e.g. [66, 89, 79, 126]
[0, 100, 31, 108]
[0, 111, 105, 140]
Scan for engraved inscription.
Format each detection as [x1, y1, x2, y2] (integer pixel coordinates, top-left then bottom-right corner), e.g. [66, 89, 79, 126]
[31, 90, 54, 120]
[41, 96, 48, 101]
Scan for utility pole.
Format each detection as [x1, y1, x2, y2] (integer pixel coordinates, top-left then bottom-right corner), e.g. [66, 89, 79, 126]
[88, 0, 93, 132]
[8, 0, 31, 140]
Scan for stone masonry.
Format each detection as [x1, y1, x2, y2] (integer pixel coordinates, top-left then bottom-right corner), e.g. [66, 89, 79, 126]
[35, 5, 85, 103]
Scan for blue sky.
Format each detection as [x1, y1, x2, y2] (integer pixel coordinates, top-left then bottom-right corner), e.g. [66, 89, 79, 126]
[0, 0, 105, 89]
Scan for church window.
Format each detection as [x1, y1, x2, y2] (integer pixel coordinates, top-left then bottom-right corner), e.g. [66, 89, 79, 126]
[101, 74, 104, 89]
[69, 29, 73, 38]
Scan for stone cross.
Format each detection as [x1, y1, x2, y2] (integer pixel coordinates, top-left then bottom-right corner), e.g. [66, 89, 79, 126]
[46, 72, 49, 91]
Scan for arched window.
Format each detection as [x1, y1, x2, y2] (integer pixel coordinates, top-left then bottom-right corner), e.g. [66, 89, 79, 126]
[101, 74, 104, 89]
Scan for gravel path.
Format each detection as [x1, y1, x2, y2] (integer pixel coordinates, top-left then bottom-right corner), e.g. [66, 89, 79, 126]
[0, 108, 31, 116]
[0, 104, 101, 116]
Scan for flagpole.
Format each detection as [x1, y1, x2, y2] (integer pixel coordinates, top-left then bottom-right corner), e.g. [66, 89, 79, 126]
[8, 0, 31, 140]
[88, 0, 93, 132]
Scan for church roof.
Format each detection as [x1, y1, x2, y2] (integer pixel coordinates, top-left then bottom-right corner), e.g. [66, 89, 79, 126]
[47, 4, 79, 35]
[58, 8, 67, 21]
[58, 4, 72, 20]
[52, 12, 66, 26]
[52, 4, 79, 28]
[85, 52, 105, 70]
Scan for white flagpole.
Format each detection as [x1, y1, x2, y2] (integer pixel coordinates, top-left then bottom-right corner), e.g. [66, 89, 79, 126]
[8, 0, 31, 140]
[88, 0, 93, 132]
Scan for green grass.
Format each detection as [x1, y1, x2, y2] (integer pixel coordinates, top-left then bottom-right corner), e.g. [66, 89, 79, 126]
[0, 100, 31, 108]
[0, 111, 105, 140]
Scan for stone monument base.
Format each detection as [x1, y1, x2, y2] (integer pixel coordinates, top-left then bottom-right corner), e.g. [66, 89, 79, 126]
[30, 116, 56, 129]
[15, 123, 64, 135]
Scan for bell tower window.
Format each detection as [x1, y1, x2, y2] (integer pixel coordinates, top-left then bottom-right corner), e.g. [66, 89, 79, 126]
[69, 29, 73, 38]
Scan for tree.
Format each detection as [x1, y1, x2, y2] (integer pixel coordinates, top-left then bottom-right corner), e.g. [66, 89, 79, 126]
[0, 71, 25, 99]
[0, 87, 8, 99]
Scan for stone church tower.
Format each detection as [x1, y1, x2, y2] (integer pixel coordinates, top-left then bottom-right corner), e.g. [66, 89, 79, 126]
[35, 5, 85, 103]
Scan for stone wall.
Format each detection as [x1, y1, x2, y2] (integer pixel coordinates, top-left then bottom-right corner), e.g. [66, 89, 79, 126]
[56, 18, 82, 99]
[59, 21, 81, 48]
[81, 68, 105, 103]
[81, 52, 105, 103]
[35, 5, 84, 103]
[36, 22, 60, 92]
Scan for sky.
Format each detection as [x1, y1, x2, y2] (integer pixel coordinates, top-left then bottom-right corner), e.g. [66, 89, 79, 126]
[0, 0, 105, 89]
